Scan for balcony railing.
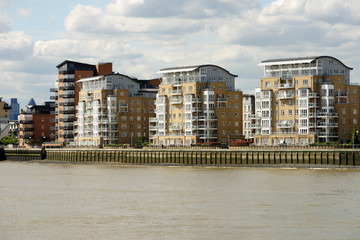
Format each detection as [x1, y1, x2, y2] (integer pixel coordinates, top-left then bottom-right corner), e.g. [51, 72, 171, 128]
[278, 93, 294, 99]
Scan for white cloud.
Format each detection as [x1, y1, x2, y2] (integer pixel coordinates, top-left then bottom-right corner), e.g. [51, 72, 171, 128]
[0, 10, 11, 33]
[0, 31, 34, 60]
[17, 8, 31, 18]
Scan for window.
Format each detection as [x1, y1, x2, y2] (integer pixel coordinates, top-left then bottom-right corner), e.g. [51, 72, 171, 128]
[130, 100, 134, 105]
[342, 108, 346, 115]
[354, 119, 358, 124]
[130, 124, 134, 129]
[289, 110, 292, 116]
[338, 79, 341, 83]
[354, 109, 357, 115]
[281, 110, 285, 116]
[137, 116, 141, 121]
[265, 81, 270, 88]
[121, 132, 127, 137]
[354, 100, 357, 105]
[303, 80, 308, 86]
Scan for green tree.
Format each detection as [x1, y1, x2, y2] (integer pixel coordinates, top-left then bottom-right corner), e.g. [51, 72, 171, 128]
[351, 126, 360, 144]
[1, 136, 18, 145]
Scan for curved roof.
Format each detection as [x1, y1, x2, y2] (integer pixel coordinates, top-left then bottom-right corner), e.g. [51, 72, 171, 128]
[258, 56, 353, 70]
[157, 64, 238, 77]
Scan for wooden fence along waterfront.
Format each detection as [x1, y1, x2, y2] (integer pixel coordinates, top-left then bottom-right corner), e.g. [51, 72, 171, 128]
[2, 148, 360, 166]
[43, 149, 360, 166]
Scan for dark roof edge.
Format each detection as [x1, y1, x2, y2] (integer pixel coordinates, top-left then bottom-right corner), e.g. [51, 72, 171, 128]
[56, 60, 96, 69]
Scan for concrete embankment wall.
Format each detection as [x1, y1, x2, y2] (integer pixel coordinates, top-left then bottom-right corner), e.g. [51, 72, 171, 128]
[44, 149, 360, 166]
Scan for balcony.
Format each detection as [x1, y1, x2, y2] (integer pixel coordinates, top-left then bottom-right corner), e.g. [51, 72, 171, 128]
[318, 132, 338, 138]
[61, 118, 75, 122]
[171, 90, 182, 95]
[169, 126, 182, 130]
[58, 77, 75, 83]
[192, 98, 202, 103]
[50, 88, 58, 92]
[277, 123, 293, 128]
[249, 124, 261, 129]
[170, 98, 182, 104]
[248, 114, 261, 119]
[149, 117, 158, 122]
[278, 93, 294, 99]
[216, 98, 228, 102]
[198, 116, 217, 121]
[19, 120, 34, 124]
[59, 86, 75, 91]
[278, 83, 293, 89]
[199, 134, 218, 139]
[59, 94, 75, 99]
[317, 123, 338, 128]
[308, 93, 320, 98]
[59, 101, 75, 106]
[149, 126, 158, 130]
[59, 110, 75, 114]
[50, 95, 58, 100]
[63, 134, 74, 139]
[20, 128, 34, 132]
[316, 112, 338, 118]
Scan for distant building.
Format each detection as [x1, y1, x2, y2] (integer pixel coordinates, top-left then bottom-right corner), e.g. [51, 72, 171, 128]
[9, 98, 20, 121]
[151, 64, 244, 146]
[18, 101, 55, 147]
[254, 55, 358, 145]
[0, 97, 12, 139]
[74, 74, 158, 147]
[52, 60, 113, 144]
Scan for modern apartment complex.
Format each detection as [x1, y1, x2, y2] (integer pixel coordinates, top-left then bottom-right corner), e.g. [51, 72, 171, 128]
[52, 60, 113, 144]
[18, 101, 55, 146]
[150, 64, 243, 146]
[74, 74, 158, 147]
[253, 56, 357, 145]
[242, 94, 255, 141]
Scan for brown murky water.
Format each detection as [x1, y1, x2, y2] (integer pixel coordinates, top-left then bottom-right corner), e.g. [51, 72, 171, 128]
[1, 161, 360, 239]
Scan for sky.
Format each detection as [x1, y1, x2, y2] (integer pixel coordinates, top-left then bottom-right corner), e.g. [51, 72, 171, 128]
[0, 0, 360, 108]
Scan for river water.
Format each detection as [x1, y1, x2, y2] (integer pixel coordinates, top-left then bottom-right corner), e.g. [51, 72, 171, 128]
[1, 161, 360, 240]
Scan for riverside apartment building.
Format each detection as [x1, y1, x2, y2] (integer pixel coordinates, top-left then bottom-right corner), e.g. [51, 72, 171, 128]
[74, 74, 158, 147]
[52, 60, 113, 145]
[253, 56, 359, 146]
[150, 64, 244, 146]
[18, 102, 55, 146]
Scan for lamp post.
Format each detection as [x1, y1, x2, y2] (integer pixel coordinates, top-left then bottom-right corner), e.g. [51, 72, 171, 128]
[131, 132, 133, 147]
[353, 130, 358, 149]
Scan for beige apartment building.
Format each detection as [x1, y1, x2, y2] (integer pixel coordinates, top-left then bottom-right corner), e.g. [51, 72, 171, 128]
[253, 56, 359, 145]
[150, 64, 243, 146]
[74, 74, 158, 147]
